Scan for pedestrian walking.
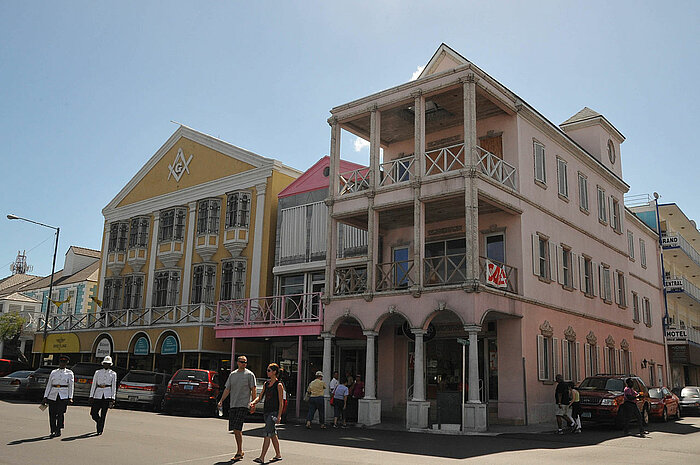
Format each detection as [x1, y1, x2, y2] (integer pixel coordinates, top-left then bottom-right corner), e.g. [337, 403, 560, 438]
[554, 374, 574, 434]
[348, 374, 364, 423]
[218, 356, 257, 462]
[250, 363, 284, 464]
[332, 379, 349, 428]
[89, 355, 117, 435]
[621, 378, 648, 437]
[42, 354, 74, 438]
[569, 383, 582, 433]
[329, 371, 339, 396]
[305, 371, 327, 429]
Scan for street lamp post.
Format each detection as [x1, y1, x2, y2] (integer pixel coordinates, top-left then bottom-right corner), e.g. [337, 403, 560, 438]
[7, 214, 60, 368]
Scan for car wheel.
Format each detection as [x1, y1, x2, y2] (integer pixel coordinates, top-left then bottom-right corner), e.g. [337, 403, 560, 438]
[676, 406, 682, 419]
[642, 406, 650, 425]
[162, 399, 172, 415]
[662, 407, 668, 422]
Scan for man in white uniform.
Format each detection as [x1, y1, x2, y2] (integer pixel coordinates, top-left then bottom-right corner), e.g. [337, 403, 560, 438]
[89, 355, 118, 435]
[42, 354, 74, 437]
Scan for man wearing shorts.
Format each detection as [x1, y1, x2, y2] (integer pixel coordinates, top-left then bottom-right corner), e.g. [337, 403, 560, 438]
[219, 356, 257, 461]
[554, 374, 574, 434]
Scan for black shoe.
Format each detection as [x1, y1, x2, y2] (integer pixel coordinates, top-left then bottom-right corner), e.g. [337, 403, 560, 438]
[55, 431, 61, 437]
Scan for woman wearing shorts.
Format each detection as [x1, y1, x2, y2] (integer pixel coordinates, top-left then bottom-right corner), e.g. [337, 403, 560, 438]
[333, 380, 349, 428]
[250, 363, 284, 463]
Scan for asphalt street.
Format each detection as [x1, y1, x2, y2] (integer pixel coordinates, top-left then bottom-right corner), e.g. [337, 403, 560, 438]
[1, 399, 699, 465]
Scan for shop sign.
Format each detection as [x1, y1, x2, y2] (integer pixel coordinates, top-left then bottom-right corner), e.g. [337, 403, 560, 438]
[45, 333, 80, 353]
[668, 343, 689, 364]
[665, 279, 683, 292]
[95, 338, 112, 357]
[665, 328, 688, 342]
[161, 335, 178, 355]
[134, 337, 149, 355]
[661, 235, 679, 248]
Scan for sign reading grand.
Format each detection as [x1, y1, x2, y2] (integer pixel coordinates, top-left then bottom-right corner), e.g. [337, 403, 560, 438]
[661, 235, 679, 247]
[665, 328, 688, 342]
[168, 148, 193, 182]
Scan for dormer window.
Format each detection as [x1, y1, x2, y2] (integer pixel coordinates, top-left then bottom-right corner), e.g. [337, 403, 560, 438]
[607, 140, 615, 164]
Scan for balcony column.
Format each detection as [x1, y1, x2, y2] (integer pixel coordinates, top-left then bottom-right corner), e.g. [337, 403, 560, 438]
[250, 183, 267, 299]
[462, 74, 480, 289]
[359, 330, 381, 425]
[321, 332, 334, 422]
[412, 91, 425, 294]
[144, 212, 160, 308]
[97, 223, 110, 303]
[367, 203, 378, 296]
[325, 117, 340, 301]
[413, 91, 425, 177]
[413, 197, 424, 294]
[463, 324, 487, 431]
[180, 201, 197, 305]
[407, 328, 429, 429]
[369, 106, 381, 189]
[230, 337, 236, 371]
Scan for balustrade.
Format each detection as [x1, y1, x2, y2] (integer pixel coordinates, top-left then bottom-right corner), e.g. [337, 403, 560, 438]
[476, 146, 517, 190]
[338, 168, 371, 195]
[216, 292, 323, 327]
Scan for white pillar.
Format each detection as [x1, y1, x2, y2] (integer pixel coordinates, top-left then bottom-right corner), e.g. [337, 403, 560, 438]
[322, 332, 334, 422]
[144, 212, 160, 308]
[325, 118, 340, 301]
[230, 337, 236, 371]
[462, 74, 480, 286]
[369, 107, 381, 189]
[466, 325, 480, 402]
[249, 182, 267, 299]
[363, 331, 377, 399]
[180, 202, 197, 305]
[413, 91, 425, 177]
[412, 329, 426, 401]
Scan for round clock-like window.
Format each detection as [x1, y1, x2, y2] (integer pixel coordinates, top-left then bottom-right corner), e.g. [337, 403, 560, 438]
[608, 140, 616, 164]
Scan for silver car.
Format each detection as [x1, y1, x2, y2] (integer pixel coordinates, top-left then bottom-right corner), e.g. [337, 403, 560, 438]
[0, 370, 33, 397]
[26, 366, 58, 399]
[115, 370, 170, 411]
[679, 386, 700, 414]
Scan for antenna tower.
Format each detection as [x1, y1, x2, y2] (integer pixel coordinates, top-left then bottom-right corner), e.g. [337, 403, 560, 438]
[10, 250, 33, 275]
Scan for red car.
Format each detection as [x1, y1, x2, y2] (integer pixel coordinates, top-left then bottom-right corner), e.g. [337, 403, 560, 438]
[162, 369, 222, 417]
[648, 386, 681, 422]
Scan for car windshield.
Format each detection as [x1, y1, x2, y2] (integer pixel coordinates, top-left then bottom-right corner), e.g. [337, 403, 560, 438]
[648, 388, 663, 399]
[123, 372, 159, 384]
[7, 371, 32, 378]
[71, 364, 103, 376]
[173, 370, 208, 382]
[578, 378, 625, 391]
[681, 388, 700, 398]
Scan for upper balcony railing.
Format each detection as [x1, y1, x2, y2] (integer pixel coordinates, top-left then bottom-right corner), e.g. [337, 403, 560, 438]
[42, 304, 215, 331]
[666, 276, 700, 306]
[662, 232, 700, 270]
[376, 259, 415, 291]
[216, 292, 323, 328]
[425, 143, 466, 176]
[339, 168, 371, 195]
[476, 147, 517, 190]
[334, 265, 368, 295]
[424, 252, 468, 287]
[379, 155, 415, 187]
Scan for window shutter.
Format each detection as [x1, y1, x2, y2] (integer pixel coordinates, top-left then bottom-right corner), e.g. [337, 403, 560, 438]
[537, 335, 546, 381]
[603, 347, 610, 373]
[623, 275, 629, 307]
[628, 351, 633, 375]
[619, 205, 625, 232]
[552, 337, 560, 380]
[578, 256, 585, 291]
[596, 346, 601, 375]
[613, 273, 620, 305]
[575, 342, 581, 382]
[571, 253, 578, 289]
[616, 349, 622, 374]
[557, 245, 564, 285]
[584, 343, 591, 377]
[532, 234, 540, 277]
[549, 242, 557, 282]
[562, 341, 570, 381]
[591, 262, 598, 296]
[609, 196, 614, 227]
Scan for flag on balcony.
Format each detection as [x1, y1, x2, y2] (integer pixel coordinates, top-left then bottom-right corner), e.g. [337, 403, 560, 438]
[49, 295, 72, 308]
[486, 260, 508, 289]
[90, 296, 103, 307]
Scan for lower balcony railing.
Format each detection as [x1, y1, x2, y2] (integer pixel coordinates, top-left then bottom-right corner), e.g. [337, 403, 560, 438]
[478, 256, 518, 294]
[216, 292, 323, 327]
[379, 156, 414, 186]
[424, 253, 468, 287]
[41, 304, 215, 331]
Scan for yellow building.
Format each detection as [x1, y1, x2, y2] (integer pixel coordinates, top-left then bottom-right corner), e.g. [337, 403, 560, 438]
[36, 125, 299, 374]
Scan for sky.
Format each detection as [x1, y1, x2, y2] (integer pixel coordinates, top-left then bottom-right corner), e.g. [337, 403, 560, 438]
[1, 1, 698, 277]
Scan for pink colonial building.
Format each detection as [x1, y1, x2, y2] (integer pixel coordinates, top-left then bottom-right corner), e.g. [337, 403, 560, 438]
[318, 44, 666, 430]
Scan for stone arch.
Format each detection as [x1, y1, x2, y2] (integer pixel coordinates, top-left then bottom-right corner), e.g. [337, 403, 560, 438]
[91, 332, 115, 353]
[127, 331, 152, 353]
[421, 305, 466, 330]
[329, 313, 365, 336]
[371, 306, 414, 332]
[479, 309, 522, 328]
[154, 330, 181, 353]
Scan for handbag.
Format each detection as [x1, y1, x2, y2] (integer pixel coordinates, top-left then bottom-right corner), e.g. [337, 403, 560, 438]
[329, 396, 334, 406]
[303, 390, 310, 402]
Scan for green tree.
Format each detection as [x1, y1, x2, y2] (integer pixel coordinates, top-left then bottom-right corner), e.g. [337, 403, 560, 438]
[0, 313, 29, 364]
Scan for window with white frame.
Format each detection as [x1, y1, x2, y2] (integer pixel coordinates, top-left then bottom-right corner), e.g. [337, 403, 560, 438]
[584, 342, 599, 377]
[601, 265, 612, 303]
[610, 197, 622, 233]
[225, 191, 251, 228]
[643, 297, 652, 326]
[627, 231, 634, 259]
[197, 199, 221, 235]
[534, 141, 546, 184]
[632, 292, 640, 322]
[559, 246, 574, 288]
[640, 239, 647, 268]
[621, 349, 631, 374]
[578, 173, 589, 212]
[537, 333, 558, 382]
[103, 278, 123, 310]
[582, 256, 594, 296]
[533, 234, 551, 280]
[108, 222, 129, 252]
[557, 158, 568, 197]
[221, 260, 246, 300]
[562, 339, 579, 382]
[616, 271, 627, 307]
[607, 140, 616, 164]
[153, 270, 180, 307]
[597, 187, 607, 223]
[123, 275, 144, 309]
[191, 264, 216, 304]
[129, 217, 150, 248]
[159, 208, 186, 242]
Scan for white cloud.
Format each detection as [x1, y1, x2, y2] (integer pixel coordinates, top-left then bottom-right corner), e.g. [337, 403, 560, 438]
[354, 137, 370, 152]
[410, 65, 425, 81]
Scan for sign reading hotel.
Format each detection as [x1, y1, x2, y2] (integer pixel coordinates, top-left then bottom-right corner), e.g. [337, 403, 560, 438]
[665, 328, 688, 343]
[168, 148, 193, 182]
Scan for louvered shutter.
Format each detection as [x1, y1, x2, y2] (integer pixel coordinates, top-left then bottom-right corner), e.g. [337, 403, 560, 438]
[596, 346, 602, 375]
[557, 245, 564, 284]
[572, 253, 578, 289]
[562, 341, 570, 381]
[603, 347, 610, 373]
[622, 275, 629, 307]
[575, 342, 581, 382]
[549, 242, 557, 282]
[532, 234, 540, 276]
[592, 262, 598, 296]
[552, 337, 560, 380]
[537, 335, 546, 381]
[584, 343, 591, 377]
[613, 272, 620, 305]
[578, 255, 585, 291]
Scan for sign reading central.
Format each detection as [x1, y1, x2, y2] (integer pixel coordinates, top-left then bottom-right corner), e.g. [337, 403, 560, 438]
[168, 148, 193, 182]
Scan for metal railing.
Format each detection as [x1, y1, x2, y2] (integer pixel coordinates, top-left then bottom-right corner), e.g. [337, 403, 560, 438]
[667, 276, 700, 306]
[338, 168, 371, 195]
[376, 260, 415, 291]
[424, 253, 467, 287]
[424, 143, 465, 176]
[334, 266, 368, 295]
[476, 146, 517, 190]
[478, 256, 518, 294]
[663, 232, 700, 270]
[216, 292, 323, 327]
[379, 155, 414, 186]
[41, 304, 215, 331]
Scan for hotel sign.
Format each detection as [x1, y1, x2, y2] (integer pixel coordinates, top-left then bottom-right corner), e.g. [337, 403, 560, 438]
[661, 235, 679, 248]
[665, 279, 684, 292]
[665, 328, 688, 342]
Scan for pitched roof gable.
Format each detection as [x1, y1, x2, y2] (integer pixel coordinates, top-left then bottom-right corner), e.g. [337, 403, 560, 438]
[417, 43, 470, 80]
[278, 157, 367, 198]
[560, 107, 625, 142]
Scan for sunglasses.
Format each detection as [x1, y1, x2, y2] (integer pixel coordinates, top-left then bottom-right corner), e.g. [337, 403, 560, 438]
[237, 360, 248, 364]
[266, 369, 274, 372]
